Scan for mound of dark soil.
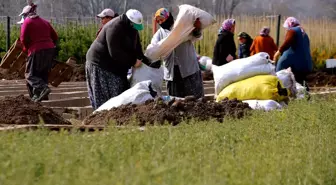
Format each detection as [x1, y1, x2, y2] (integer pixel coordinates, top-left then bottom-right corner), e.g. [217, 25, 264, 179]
[0, 63, 86, 82]
[68, 64, 86, 82]
[0, 68, 23, 80]
[0, 95, 70, 125]
[307, 72, 336, 87]
[202, 71, 214, 81]
[83, 96, 251, 126]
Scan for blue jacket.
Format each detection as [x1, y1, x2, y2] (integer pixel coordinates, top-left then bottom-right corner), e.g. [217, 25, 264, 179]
[276, 27, 313, 73]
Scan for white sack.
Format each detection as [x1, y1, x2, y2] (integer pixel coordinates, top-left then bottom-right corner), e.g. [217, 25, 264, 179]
[95, 80, 156, 113]
[130, 64, 164, 95]
[276, 68, 297, 97]
[145, 4, 216, 61]
[243, 100, 283, 111]
[213, 52, 275, 96]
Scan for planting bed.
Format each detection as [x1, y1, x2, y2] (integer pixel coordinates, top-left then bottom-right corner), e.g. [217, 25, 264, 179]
[307, 71, 336, 87]
[0, 95, 70, 125]
[66, 64, 86, 82]
[83, 96, 251, 126]
[0, 68, 22, 80]
[0, 64, 86, 82]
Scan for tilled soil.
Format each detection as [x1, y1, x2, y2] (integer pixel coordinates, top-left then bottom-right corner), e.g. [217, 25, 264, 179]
[0, 95, 70, 125]
[0, 64, 86, 82]
[0, 68, 23, 80]
[202, 71, 214, 81]
[83, 96, 251, 126]
[67, 64, 86, 82]
[307, 72, 336, 87]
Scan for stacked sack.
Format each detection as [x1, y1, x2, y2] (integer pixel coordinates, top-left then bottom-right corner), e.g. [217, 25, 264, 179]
[213, 52, 291, 111]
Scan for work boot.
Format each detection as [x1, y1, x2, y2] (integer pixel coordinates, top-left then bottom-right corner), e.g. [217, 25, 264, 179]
[32, 94, 39, 102]
[34, 87, 51, 102]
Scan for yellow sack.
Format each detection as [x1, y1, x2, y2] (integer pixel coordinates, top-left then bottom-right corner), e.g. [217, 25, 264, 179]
[216, 75, 289, 102]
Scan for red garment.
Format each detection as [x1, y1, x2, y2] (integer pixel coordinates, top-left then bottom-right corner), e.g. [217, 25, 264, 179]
[20, 17, 58, 56]
[279, 30, 296, 54]
[250, 35, 278, 60]
[96, 26, 103, 37]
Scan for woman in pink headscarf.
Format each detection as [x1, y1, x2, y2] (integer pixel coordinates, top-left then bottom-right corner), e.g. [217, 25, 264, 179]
[212, 19, 237, 66]
[274, 17, 312, 87]
[250, 27, 278, 60]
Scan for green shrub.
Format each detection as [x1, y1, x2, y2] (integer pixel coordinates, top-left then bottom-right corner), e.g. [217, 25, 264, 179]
[0, 20, 335, 69]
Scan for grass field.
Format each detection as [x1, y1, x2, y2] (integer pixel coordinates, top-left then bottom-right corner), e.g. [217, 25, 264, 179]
[0, 94, 335, 185]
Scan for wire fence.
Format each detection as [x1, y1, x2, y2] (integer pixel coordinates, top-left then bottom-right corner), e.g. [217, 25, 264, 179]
[0, 15, 335, 64]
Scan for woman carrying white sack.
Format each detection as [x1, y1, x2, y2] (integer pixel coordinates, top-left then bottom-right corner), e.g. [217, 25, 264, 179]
[151, 8, 204, 99]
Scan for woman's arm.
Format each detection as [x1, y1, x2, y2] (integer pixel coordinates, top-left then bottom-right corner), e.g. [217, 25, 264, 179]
[279, 30, 296, 54]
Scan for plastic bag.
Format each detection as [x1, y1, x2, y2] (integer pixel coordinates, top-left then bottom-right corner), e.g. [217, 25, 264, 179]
[130, 62, 164, 95]
[199, 56, 211, 66]
[213, 52, 275, 96]
[95, 80, 157, 113]
[199, 56, 212, 71]
[276, 68, 297, 97]
[216, 75, 289, 102]
[145, 4, 216, 61]
[295, 82, 309, 99]
[243, 100, 283, 111]
[127, 68, 132, 80]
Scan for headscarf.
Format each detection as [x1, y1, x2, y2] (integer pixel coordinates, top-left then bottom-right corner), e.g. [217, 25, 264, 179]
[259, 27, 270, 36]
[19, 3, 38, 19]
[27, 3, 38, 18]
[155, 8, 174, 30]
[219, 19, 235, 34]
[283, 17, 305, 35]
[238, 32, 253, 45]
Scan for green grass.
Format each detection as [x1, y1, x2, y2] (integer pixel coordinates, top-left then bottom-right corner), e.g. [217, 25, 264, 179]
[0, 95, 335, 185]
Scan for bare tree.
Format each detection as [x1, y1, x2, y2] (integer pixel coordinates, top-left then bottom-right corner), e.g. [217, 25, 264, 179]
[0, 0, 334, 19]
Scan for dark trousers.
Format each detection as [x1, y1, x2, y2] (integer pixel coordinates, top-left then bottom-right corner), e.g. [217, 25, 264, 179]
[25, 48, 55, 98]
[293, 71, 310, 91]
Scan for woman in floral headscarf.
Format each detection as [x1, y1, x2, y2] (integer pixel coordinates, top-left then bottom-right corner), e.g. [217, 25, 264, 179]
[274, 17, 312, 86]
[151, 8, 204, 99]
[212, 19, 236, 66]
[250, 27, 278, 60]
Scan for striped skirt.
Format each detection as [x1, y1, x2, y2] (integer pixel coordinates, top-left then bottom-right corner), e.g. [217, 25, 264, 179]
[86, 62, 129, 110]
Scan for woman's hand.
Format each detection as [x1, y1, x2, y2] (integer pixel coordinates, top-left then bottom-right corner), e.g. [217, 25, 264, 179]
[134, 59, 142, 68]
[194, 18, 201, 29]
[192, 18, 202, 38]
[226, 54, 234, 62]
[274, 51, 281, 61]
[273, 51, 281, 62]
